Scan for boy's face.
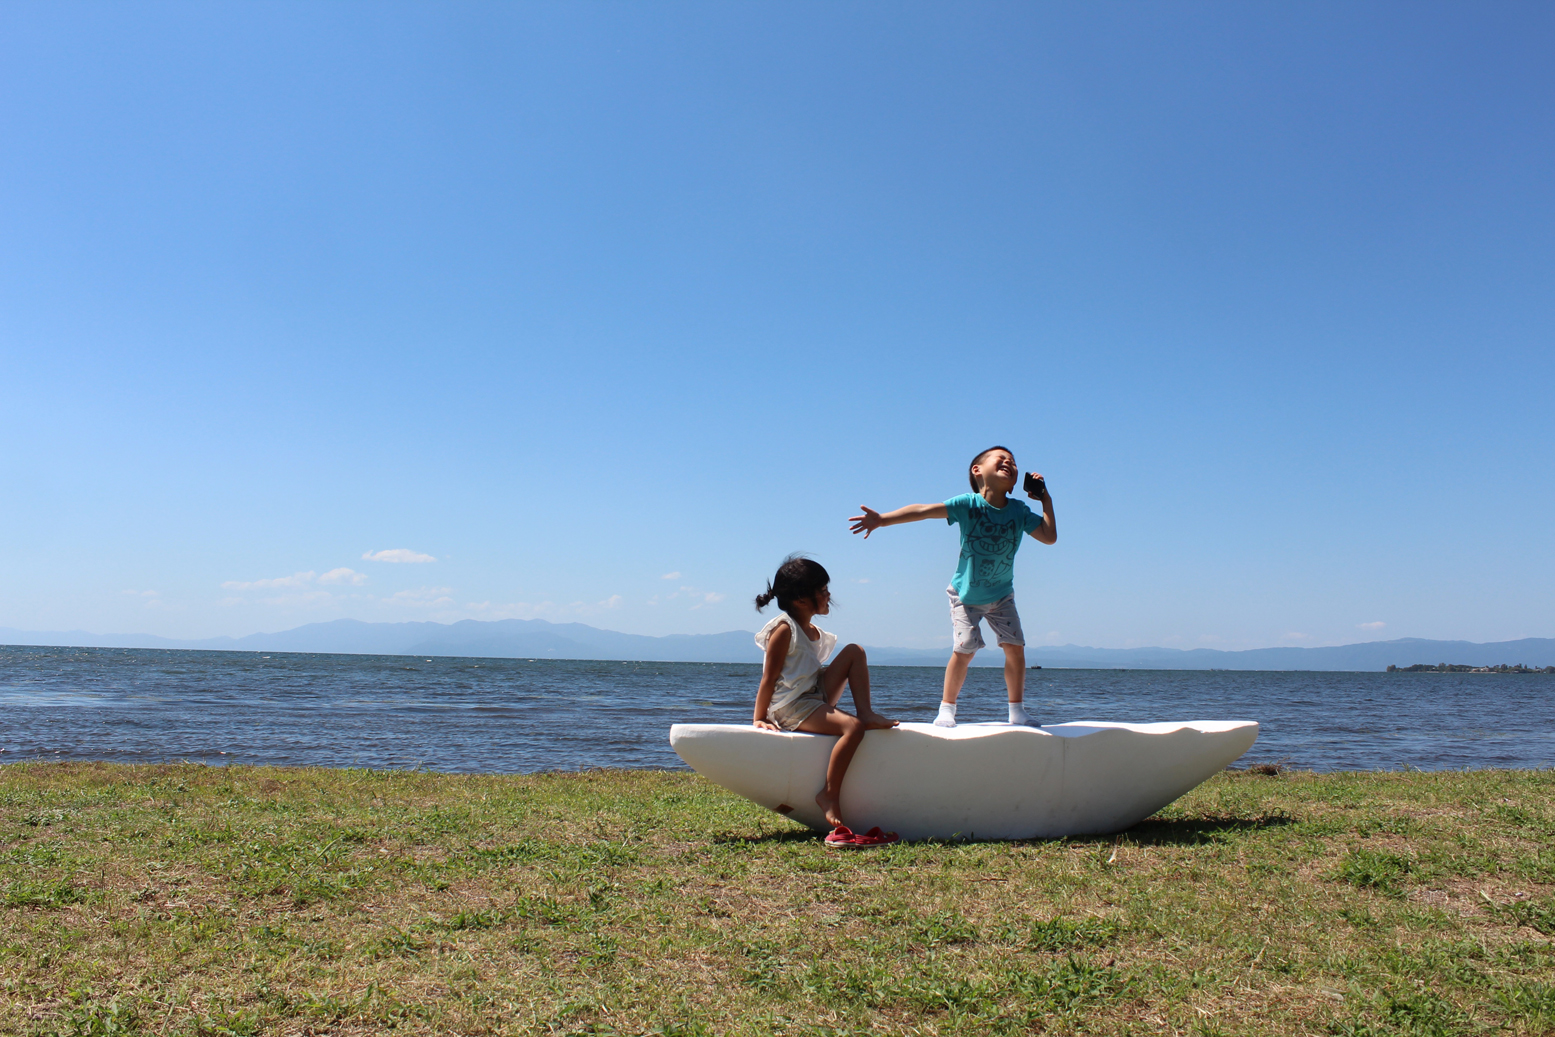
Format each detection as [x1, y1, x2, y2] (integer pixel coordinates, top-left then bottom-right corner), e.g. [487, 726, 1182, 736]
[974, 450, 1018, 494]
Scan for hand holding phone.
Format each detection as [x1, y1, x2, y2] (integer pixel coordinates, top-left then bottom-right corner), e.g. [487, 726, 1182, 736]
[1023, 472, 1047, 498]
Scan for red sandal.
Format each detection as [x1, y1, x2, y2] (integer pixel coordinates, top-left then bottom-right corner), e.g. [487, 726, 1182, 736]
[824, 824, 899, 849]
[824, 825, 859, 849]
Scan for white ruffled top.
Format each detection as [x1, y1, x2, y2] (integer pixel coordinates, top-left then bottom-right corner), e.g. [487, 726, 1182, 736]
[754, 611, 837, 714]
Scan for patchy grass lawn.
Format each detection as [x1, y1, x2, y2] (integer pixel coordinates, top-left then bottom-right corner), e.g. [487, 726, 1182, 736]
[1, 762, 1553, 1036]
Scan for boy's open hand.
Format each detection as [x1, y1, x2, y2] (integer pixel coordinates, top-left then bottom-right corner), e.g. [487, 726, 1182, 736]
[849, 506, 883, 537]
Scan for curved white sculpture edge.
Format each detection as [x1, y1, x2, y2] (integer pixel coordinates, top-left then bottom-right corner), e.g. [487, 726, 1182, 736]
[669, 720, 1259, 840]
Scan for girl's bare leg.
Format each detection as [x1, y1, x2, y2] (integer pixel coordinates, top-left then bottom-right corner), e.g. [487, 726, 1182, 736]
[822, 644, 897, 729]
[796, 706, 866, 828]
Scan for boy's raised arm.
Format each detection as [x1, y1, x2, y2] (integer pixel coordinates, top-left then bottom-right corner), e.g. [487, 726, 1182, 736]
[849, 503, 949, 538]
[1028, 483, 1057, 545]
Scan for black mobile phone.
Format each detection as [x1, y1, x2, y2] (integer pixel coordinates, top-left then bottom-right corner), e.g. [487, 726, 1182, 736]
[1023, 472, 1046, 496]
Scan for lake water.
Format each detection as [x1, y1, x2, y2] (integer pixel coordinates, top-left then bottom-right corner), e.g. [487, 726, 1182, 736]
[2, 645, 1552, 773]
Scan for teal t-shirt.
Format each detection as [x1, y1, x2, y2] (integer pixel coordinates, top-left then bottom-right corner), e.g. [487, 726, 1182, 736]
[944, 493, 1045, 605]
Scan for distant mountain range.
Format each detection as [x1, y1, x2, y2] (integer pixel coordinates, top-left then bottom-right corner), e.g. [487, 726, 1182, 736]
[3, 618, 1553, 671]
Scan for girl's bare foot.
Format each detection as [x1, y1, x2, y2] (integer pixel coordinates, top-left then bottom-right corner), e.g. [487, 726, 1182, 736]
[859, 711, 899, 730]
[815, 789, 844, 829]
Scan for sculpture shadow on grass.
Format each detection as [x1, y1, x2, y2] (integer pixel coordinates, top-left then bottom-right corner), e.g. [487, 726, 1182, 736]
[1116, 812, 1298, 847]
[714, 811, 1298, 848]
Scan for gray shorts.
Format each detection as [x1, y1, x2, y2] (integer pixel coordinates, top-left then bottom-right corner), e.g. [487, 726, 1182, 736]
[768, 676, 828, 731]
[948, 586, 1025, 654]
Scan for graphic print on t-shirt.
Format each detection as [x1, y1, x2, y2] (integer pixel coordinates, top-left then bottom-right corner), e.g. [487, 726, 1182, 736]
[944, 493, 1043, 605]
[963, 509, 1023, 591]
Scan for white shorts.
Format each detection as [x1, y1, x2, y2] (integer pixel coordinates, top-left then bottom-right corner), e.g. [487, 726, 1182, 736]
[947, 586, 1025, 654]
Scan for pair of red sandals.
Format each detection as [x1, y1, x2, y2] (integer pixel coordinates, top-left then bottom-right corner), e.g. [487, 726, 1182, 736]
[824, 825, 900, 849]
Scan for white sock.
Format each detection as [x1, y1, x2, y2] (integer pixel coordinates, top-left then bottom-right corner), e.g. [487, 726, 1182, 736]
[934, 701, 958, 728]
[1009, 701, 1034, 726]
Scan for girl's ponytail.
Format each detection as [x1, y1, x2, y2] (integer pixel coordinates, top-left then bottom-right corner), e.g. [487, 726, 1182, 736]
[754, 555, 832, 617]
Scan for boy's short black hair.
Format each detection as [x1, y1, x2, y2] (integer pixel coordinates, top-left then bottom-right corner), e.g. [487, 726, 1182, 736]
[968, 445, 1014, 491]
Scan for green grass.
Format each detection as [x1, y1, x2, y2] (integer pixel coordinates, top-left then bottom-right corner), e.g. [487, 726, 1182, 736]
[1, 762, 1553, 1035]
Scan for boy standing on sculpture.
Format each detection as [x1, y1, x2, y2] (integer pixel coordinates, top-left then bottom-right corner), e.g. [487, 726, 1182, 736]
[849, 446, 1057, 727]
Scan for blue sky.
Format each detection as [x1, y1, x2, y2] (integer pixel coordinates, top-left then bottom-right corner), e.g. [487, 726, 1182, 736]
[2, 2, 1551, 651]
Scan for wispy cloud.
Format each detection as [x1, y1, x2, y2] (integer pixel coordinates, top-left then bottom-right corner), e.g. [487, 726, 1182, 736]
[1280, 632, 1313, 642]
[386, 586, 455, 608]
[648, 583, 728, 610]
[257, 590, 337, 609]
[463, 595, 622, 620]
[220, 568, 367, 604]
[222, 571, 316, 590]
[1358, 621, 1387, 631]
[677, 585, 726, 609]
[362, 549, 436, 564]
[661, 571, 681, 580]
[121, 589, 162, 608]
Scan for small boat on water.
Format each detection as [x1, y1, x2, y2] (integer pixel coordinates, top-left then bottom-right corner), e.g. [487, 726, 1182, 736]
[668, 720, 1259, 840]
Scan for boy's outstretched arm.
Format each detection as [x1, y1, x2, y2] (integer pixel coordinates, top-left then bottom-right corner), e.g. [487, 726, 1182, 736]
[849, 503, 949, 538]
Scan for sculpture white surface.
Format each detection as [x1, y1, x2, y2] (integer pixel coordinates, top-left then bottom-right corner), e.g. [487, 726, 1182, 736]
[669, 720, 1259, 840]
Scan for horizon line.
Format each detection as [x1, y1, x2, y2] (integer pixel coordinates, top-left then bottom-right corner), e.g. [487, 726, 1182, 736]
[1, 616, 1550, 657]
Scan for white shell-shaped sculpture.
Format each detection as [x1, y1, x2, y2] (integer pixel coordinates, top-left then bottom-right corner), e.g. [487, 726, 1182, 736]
[669, 720, 1259, 840]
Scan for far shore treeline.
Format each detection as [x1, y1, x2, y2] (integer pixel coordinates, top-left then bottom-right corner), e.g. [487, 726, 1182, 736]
[1388, 663, 1555, 674]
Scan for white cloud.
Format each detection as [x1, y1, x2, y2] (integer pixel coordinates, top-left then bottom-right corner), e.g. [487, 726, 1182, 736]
[222, 571, 317, 591]
[318, 567, 368, 586]
[1358, 621, 1387, 631]
[362, 549, 436, 564]
[856, 578, 871, 584]
[661, 571, 681, 580]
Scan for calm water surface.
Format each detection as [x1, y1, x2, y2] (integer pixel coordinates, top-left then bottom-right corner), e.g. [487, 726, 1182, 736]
[2, 645, 1551, 773]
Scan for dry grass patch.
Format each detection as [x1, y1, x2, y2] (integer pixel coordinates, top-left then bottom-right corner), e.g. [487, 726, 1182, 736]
[1, 761, 1553, 1035]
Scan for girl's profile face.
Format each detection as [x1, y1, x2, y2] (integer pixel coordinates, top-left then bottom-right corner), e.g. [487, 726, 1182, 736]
[810, 586, 832, 616]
